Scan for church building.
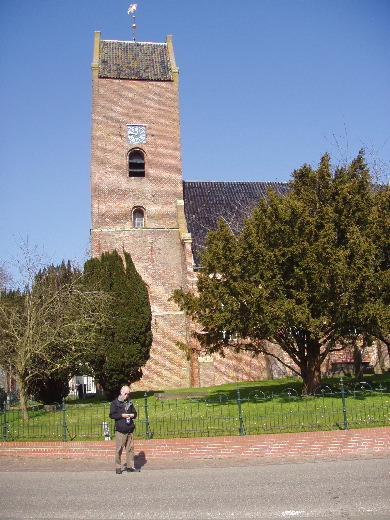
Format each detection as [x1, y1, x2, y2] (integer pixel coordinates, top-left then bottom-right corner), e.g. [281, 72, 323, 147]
[90, 32, 388, 390]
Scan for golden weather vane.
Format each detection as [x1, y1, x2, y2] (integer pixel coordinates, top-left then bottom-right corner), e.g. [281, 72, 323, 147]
[127, 4, 138, 42]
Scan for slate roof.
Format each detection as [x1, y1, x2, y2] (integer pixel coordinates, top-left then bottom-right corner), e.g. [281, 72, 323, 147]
[183, 181, 290, 267]
[99, 40, 172, 80]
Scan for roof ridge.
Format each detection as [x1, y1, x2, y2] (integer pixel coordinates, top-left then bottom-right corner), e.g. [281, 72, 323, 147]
[183, 180, 288, 184]
[101, 40, 167, 45]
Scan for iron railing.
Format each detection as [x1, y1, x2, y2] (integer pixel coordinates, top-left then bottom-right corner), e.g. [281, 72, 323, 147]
[2, 379, 389, 442]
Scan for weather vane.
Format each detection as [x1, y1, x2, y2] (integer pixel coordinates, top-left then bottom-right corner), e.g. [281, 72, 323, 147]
[127, 4, 138, 42]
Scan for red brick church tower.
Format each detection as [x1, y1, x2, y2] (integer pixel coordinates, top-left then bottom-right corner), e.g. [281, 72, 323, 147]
[90, 31, 191, 389]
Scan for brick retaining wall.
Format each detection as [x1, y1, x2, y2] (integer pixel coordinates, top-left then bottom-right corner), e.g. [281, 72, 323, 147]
[1, 427, 389, 461]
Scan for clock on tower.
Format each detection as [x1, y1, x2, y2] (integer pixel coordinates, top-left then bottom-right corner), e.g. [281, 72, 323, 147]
[127, 124, 146, 144]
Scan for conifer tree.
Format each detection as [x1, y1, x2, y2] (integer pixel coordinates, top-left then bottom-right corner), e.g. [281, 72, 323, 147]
[83, 250, 152, 399]
[363, 183, 390, 349]
[173, 152, 389, 393]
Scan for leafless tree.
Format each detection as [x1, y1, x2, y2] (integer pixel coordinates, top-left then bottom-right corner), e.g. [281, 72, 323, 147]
[0, 243, 111, 420]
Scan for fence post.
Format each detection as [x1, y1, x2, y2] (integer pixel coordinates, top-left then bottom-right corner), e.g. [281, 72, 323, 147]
[340, 378, 349, 430]
[2, 400, 6, 442]
[237, 387, 244, 436]
[62, 398, 67, 442]
[144, 392, 150, 440]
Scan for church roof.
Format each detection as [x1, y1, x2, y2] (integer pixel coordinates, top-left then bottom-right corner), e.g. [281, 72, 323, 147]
[98, 40, 173, 81]
[183, 181, 290, 267]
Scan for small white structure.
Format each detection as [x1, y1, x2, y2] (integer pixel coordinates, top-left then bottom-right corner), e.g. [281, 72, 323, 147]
[69, 376, 97, 398]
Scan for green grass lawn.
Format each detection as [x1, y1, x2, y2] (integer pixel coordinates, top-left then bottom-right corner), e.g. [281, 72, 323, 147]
[3, 373, 390, 442]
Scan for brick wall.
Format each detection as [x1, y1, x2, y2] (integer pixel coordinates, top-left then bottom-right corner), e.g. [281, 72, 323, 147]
[90, 78, 183, 233]
[1, 427, 389, 460]
[90, 45, 190, 390]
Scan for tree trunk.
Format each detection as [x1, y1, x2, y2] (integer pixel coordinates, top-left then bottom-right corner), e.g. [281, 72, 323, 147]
[302, 367, 322, 394]
[16, 374, 29, 421]
[354, 344, 363, 380]
[300, 340, 322, 394]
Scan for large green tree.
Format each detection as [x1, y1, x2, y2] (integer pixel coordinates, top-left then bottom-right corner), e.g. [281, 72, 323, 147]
[83, 250, 152, 399]
[0, 261, 109, 419]
[362, 183, 390, 349]
[173, 152, 389, 393]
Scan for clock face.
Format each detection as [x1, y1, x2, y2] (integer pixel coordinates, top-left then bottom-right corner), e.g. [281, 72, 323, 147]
[127, 124, 146, 144]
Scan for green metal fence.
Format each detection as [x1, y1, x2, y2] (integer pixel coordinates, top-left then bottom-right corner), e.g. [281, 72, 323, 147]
[2, 379, 389, 442]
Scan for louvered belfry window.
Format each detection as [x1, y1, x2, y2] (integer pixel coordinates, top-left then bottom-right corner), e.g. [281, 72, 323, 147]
[129, 149, 145, 177]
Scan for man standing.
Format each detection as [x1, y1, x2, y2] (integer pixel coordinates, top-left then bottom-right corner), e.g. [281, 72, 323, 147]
[109, 385, 138, 474]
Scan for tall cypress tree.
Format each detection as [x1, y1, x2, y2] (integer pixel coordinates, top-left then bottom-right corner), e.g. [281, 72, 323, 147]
[83, 250, 152, 399]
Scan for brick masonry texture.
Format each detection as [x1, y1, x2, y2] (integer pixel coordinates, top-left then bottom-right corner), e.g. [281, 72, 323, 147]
[1, 428, 389, 460]
[90, 44, 188, 390]
[90, 80, 183, 231]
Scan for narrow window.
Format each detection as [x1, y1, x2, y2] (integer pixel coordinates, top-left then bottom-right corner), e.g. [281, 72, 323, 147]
[128, 149, 145, 177]
[133, 209, 145, 228]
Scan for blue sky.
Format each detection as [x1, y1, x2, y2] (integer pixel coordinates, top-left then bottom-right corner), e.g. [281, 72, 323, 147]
[1, 0, 389, 286]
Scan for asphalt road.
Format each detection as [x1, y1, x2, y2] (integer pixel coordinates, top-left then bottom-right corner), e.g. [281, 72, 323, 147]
[0, 456, 389, 519]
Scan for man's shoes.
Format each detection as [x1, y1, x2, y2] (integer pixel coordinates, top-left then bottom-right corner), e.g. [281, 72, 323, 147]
[115, 468, 122, 474]
[126, 467, 139, 472]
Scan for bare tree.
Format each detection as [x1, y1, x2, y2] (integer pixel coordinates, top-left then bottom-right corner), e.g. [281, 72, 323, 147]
[0, 249, 111, 420]
[0, 264, 11, 291]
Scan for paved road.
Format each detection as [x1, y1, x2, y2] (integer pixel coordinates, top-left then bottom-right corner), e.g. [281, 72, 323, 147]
[0, 456, 389, 519]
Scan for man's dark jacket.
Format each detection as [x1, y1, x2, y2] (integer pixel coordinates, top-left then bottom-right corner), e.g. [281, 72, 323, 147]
[109, 398, 137, 434]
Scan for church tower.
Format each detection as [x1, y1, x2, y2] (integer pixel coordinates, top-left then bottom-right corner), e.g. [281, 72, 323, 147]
[90, 31, 191, 389]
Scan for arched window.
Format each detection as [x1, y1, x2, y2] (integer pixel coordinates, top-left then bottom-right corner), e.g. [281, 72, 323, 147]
[133, 208, 145, 228]
[128, 149, 145, 177]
